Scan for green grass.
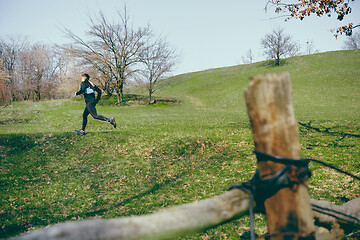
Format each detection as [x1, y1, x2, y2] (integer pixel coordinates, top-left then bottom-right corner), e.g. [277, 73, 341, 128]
[1, 50, 359, 239]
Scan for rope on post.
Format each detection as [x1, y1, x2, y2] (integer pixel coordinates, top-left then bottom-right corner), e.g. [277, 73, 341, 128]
[229, 150, 360, 240]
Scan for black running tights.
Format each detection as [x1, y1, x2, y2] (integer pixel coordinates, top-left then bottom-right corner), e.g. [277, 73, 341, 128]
[82, 101, 109, 131]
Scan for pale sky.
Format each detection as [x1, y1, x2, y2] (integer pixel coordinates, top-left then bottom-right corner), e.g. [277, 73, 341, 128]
[1, 0, 359, 75]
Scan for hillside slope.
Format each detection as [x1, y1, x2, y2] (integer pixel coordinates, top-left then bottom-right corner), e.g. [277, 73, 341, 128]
[153, 50, 360, 121]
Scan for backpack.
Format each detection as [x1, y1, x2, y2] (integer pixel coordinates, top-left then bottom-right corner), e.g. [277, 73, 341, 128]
[84, 80, 96, 94]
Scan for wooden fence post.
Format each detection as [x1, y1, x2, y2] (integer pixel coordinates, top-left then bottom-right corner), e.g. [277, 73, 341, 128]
[245, 73, 316, 239]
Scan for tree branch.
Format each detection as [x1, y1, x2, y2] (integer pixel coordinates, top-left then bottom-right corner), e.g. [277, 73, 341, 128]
[12, 188, 360, 240]
[13, 189, 250, 240]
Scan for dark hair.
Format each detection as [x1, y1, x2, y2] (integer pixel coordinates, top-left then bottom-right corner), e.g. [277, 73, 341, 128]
[82, 73, 90, 80]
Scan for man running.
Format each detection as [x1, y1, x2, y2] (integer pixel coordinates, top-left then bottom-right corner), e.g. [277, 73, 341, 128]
[75, 73, 116, 135]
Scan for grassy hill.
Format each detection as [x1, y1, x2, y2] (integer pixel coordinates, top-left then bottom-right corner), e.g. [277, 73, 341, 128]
[1, 50, 359, 239]
[153, 50, 360, 120]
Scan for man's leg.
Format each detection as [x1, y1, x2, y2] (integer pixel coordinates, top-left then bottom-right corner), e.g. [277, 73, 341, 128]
[75, 106, 89, 135]
[87, 101, 117, 128]
[82, 106, 90, 131]
[87, 101, 109, 121]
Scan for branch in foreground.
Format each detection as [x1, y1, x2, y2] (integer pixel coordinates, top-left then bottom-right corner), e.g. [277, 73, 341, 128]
[11, 190, 360, 240]
[12, 189, 250, 240]
[311, 198, 360, 225]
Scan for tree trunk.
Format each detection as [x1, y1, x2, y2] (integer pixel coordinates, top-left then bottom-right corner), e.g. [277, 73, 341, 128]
[104, 81, 112, 97]
[244, 72, 316, 239]
[116, 93, 120, 105]
[149, 89, 152, 104]
[148, 80, 154, 104]
[276, 52, 280, 66]
[116, 82, 124, 105]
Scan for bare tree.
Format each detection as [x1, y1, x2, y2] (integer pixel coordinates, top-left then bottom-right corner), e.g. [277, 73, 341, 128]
[55, 49, 83, 98]
[139, 37, 180, 104]
[0, 37, 61, 102]
[17, 44, 60, 101]
[305, 40, 319, 55]
[0, 59, 11, 105]
[343, 31, 360, 49]
[260, 27, 299, 66]
[63, 7, 152, 104]
[241, 49, 254, 64]
[0, 36, 28, 101]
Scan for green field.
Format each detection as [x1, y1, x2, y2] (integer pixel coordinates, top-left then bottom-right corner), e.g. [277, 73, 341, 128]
[1, 50, 359, 239]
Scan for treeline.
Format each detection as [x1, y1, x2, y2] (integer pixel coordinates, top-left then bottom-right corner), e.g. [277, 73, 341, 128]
[0, 7, 180, 106]
[0, 38, 63, 104]
[0, 37, 110, 105]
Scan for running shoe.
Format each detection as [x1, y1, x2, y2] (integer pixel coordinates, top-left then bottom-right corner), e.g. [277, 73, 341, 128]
[110, 117, 117, 128]
[75, 129, 86, 135]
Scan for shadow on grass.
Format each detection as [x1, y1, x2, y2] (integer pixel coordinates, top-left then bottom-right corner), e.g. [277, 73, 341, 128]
[74, 172, 184, 219]
[0, 131, 84, 167]
[0, 132, 73, 237]
[98, 94, 179, 106]
[2, 135, 252, 238]
[2, 176, 182, 238]
[0, 134, 38, 157]
[298, 121, 360, 139]
[68, 137, 251, 220]
[0, 118, 31, 125]
[0, 130, 130, 238]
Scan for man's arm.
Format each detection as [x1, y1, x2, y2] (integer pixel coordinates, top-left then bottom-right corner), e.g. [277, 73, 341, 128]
[76, 82, 86, 96]
[94, 85, 102, 103]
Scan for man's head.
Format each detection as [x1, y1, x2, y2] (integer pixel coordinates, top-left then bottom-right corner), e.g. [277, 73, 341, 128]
[81, 73, 90, 81]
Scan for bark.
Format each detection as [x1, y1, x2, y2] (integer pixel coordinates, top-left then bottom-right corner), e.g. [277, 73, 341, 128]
[244, 72, 316, 239]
